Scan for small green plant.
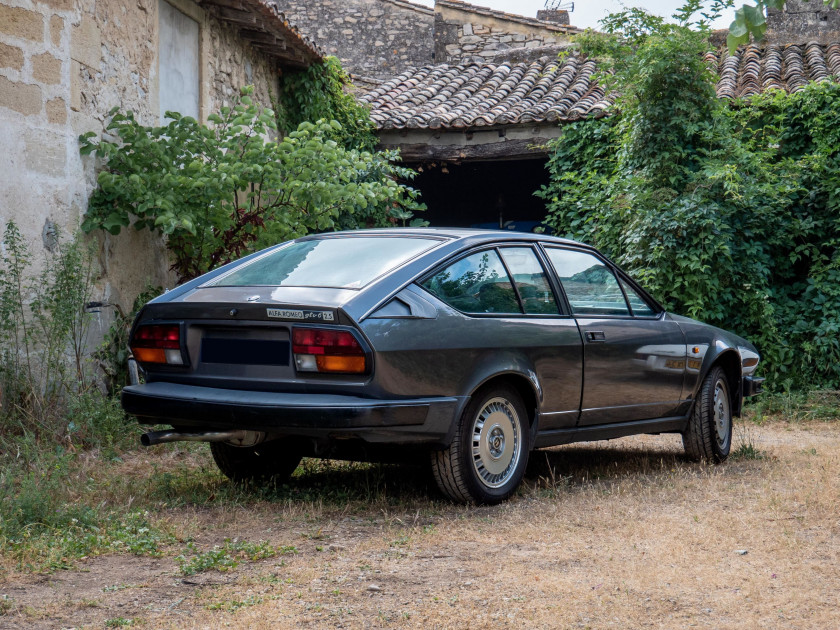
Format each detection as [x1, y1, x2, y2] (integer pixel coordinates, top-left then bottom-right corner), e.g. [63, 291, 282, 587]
[175, 538, 293, 576]
[206, 596, 264, 613]
[80, 86, 424, 283]
[104, 617, 134, 627]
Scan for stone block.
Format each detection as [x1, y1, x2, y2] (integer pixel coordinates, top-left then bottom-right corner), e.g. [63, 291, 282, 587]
[462, 22, 473, 35]
[0, 76, 42, 116]
[32, 53, 62, 85]
[46, 97, 67, 124]
[500, 35, 513, 43]
[0, 43, 24, 71]
[25, 130, 66, 176]
[524, 40, 542, 48]
[39, 0, 74, 11]
[0, 5, 44, 42]
[513, 33, 527, 42]
[460, 35, 481, 44]
[70, 16, 101, 69]
[50, 16, 64, 47]
[479, 50, 498, 57]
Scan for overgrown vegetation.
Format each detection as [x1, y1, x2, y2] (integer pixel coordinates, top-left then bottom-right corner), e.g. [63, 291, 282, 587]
[539, 1, 840, 391]
[277, 56, 378, 152]
[80, 84, 424, 283]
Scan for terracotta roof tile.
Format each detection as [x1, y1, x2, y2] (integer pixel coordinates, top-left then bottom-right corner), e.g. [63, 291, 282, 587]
[363, 43, 840, 131]
[360, 56, 611, 130]
[706, 42, 840, 99]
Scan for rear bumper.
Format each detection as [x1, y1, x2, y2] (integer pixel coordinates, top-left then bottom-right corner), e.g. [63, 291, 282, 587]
[743, 375, 765, 397]
[121, 382, 462, 446]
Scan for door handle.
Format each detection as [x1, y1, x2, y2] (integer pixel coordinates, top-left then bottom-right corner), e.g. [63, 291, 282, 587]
[586, 331, 606, 342]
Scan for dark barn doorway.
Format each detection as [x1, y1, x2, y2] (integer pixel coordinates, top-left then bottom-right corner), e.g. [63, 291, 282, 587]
[406, 159, 551, 230]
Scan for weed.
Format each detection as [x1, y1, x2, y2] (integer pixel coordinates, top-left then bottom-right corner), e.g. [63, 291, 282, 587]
[206, 595, 264, 613]
[732, 442, 764, 460]
[0, 595, 14, 615]
[175, 539, 293, 576]
[104, 617, 133, 627]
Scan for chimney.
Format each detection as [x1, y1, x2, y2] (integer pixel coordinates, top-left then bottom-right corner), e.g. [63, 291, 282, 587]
[537, 9, 570, 25]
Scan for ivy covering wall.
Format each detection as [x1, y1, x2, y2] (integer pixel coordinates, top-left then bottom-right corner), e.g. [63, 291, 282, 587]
[538, 9, 840, 391]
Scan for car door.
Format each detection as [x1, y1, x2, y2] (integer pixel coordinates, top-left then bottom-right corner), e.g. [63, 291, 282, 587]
[418, 245, 583, 431]
[543, 246, 686, 425]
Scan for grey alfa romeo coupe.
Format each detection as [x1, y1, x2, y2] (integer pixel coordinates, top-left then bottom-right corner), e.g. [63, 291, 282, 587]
[122, 229, 764, 503]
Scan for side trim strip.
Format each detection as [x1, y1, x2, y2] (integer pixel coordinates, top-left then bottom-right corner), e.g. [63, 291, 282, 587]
[533, 416, 689, 449]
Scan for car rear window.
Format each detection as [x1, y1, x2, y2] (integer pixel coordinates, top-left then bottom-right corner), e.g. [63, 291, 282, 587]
[209, 237, 441, 289]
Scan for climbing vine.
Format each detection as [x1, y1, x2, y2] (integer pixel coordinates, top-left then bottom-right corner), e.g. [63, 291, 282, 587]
[277, 56, 378, 152]
[538, 2, 840, 391]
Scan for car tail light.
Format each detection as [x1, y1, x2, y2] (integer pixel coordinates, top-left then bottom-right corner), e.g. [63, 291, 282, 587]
[130, 324, 184, 365]
[292, 328, 366, 374]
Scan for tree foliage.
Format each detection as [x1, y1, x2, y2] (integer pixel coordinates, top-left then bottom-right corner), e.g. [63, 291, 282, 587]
[80, 86, 423, 283]
[539, 6, 840, 391]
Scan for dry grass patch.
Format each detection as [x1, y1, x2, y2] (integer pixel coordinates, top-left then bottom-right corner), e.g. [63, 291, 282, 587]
[0, 417, 838, 629]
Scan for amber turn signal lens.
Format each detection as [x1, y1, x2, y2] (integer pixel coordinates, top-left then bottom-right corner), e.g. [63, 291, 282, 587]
[316, 355, 366, 373]
[133, 347, 167, 364]
[742, 357, 759, 368]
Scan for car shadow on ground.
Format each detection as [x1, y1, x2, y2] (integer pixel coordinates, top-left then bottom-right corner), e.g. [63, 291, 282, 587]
[525, 441, 688, 489]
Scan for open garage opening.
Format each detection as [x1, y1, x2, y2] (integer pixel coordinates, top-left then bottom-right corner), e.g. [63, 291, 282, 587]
[406, 159, 552, 232]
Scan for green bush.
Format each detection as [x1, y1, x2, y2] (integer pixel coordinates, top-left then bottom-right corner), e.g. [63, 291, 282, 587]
[538, 7, 840, 391]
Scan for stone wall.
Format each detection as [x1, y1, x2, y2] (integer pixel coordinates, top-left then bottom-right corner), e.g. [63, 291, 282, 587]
[766, 0, 840, 44]
[434, 0, 579, 65]
[0, 0, 284, 334]
[272, 0, 435, 80]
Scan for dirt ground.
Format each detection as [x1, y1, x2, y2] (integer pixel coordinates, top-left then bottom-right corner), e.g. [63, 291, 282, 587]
[1, 421, 838, 629]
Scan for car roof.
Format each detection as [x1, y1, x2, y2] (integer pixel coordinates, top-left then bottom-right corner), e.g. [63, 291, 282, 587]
[297, 227, 590, 248]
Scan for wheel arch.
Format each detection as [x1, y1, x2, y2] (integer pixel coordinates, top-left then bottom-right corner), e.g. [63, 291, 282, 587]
[701, 350, 743, 417]
[469, 372, 540, 439]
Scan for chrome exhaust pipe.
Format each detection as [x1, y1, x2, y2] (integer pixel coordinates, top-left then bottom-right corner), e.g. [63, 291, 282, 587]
[140, 429, 264, 447]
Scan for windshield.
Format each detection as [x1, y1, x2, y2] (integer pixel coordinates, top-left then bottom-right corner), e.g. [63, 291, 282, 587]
[208, 236, 441, 289]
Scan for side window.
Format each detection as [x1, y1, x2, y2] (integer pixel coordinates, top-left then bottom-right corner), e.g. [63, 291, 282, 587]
[545, 248, 630, 316]
[498, 247, 559, 315]
[619, 277, 656, 316]
[422, 250, 520, 314]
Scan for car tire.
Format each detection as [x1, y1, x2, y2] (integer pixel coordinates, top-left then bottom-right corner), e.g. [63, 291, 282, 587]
[210, 439, 302, 484]
[431, 384, 530, 504]
[683, 365, 732, 463]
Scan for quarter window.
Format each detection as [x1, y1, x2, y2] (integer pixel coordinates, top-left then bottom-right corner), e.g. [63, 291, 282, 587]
[422, 250, 520, 314]
[619, 277, 656, 316]
[545, 248, 629, 316]
[498, 247, 559, 315]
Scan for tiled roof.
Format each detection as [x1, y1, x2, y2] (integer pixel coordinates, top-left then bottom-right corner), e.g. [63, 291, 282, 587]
[362, 43, 840, 131]
[707, 42, 840, 98]
[360, 56, 610, 130]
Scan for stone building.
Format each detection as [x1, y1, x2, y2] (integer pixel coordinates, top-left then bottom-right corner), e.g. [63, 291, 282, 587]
[271, 0, 581, 81]
[766, 0, 840, 44]
[0, 0, 319, 324]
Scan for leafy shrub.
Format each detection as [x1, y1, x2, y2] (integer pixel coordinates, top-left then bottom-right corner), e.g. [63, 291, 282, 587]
[80, 86, 424, 283]
[538, 6, 840, 391]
